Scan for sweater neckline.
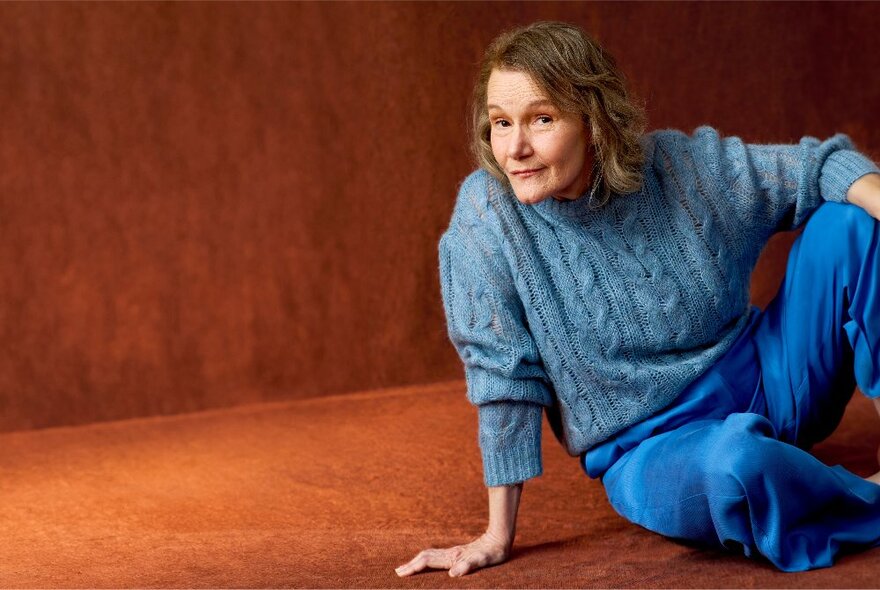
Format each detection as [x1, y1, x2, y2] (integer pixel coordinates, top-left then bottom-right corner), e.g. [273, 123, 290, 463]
[531, 187, 602, 222]
[534, 192, 591, 217]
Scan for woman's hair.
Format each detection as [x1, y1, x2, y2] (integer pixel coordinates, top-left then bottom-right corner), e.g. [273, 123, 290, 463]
[471, 21, 647, 203]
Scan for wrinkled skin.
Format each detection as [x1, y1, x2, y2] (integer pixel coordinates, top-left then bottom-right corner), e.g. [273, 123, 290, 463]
[395, 530, 511, 578]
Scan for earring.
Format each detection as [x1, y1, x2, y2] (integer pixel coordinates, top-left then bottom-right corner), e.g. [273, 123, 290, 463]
[587, 160, 606, 210]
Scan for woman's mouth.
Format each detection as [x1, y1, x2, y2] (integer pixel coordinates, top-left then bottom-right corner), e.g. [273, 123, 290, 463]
[511, 167, 545, 179]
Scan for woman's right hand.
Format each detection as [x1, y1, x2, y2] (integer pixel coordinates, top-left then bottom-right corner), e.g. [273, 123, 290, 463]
[394, 530, 512, 578]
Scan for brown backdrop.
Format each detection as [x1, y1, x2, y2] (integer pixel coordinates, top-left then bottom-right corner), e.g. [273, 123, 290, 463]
[1, 1, 878, 433]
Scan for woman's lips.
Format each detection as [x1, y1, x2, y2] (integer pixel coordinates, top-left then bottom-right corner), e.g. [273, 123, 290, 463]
[511, 167, 544, 179]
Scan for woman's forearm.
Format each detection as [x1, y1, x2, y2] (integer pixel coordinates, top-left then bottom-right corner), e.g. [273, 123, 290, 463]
[486, 482, 523, 547]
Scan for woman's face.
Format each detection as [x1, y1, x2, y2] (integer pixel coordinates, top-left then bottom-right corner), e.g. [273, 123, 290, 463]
[487, 68, 593, 205]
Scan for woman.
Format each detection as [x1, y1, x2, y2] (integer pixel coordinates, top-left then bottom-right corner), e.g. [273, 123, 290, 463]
[396, 21, 880, 577]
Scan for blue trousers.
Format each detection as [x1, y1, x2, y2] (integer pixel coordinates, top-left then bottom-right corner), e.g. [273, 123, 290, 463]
[581, 202, 880, 572]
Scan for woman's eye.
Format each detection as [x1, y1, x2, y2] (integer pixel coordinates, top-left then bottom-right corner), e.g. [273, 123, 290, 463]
[537, 116, 552, 124]
[494, 120, 511, 128]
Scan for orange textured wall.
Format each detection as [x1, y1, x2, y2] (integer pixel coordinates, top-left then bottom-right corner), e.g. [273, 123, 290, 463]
[1, 2, 878, 432]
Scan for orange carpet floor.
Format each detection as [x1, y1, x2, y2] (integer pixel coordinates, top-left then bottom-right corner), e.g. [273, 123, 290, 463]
[2, 380, 879, 588]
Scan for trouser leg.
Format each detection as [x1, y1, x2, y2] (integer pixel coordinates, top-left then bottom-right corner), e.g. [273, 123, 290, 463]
[753, 202, 880, 447]
[602, 412, 880, 572]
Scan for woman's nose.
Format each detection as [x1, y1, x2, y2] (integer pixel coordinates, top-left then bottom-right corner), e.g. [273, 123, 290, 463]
[507, 125, 533, 159]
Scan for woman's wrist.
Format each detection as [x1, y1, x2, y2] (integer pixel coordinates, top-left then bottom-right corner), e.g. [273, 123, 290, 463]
[486, 482, 523, 547]
[847, 172, 880, 219]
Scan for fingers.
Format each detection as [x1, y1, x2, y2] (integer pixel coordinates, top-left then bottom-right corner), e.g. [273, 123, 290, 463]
[448, 561, 469, 577]
[449, 551, 489, 577]
[395, 544, 499, 578]
[395, 548, 457, 577]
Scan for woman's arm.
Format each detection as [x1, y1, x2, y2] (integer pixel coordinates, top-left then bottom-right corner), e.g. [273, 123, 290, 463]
[439, 200, 553, 488]
[846, 172, 880, 220]
[670, 127, 880, 238]
[486, 481, 524, 550]
[395, 482, 524, 578]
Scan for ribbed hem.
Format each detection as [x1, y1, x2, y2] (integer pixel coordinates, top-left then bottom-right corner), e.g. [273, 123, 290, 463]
[481, 434, 543, 487]
[820, 150, 880, 203]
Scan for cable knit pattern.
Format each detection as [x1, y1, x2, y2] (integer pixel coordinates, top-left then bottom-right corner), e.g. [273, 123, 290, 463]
[438, 125, 880, 487]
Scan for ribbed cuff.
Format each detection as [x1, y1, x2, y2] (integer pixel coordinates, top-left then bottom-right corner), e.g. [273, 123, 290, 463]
[481, 439, 543, 487]
[820, 149, 880, 203]
[478, 402, 544, 487]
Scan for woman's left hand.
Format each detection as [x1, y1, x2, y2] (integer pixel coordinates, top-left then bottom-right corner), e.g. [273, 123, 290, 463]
[848, 173, 880, 221]
[395, 530, 512, 578]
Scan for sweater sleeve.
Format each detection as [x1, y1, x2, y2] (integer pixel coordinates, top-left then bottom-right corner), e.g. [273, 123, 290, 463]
[438, 218, 553, 487]
[689, 125, 880, 235]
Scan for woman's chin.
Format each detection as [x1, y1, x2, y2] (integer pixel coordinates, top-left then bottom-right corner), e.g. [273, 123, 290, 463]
[512, 191, 551, 206]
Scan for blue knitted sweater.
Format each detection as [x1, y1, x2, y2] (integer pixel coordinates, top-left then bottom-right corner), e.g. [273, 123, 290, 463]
[438, 125, 880, 487]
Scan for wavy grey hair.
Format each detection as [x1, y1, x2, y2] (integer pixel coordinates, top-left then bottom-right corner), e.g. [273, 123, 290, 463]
[471, 21, 647, 204]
